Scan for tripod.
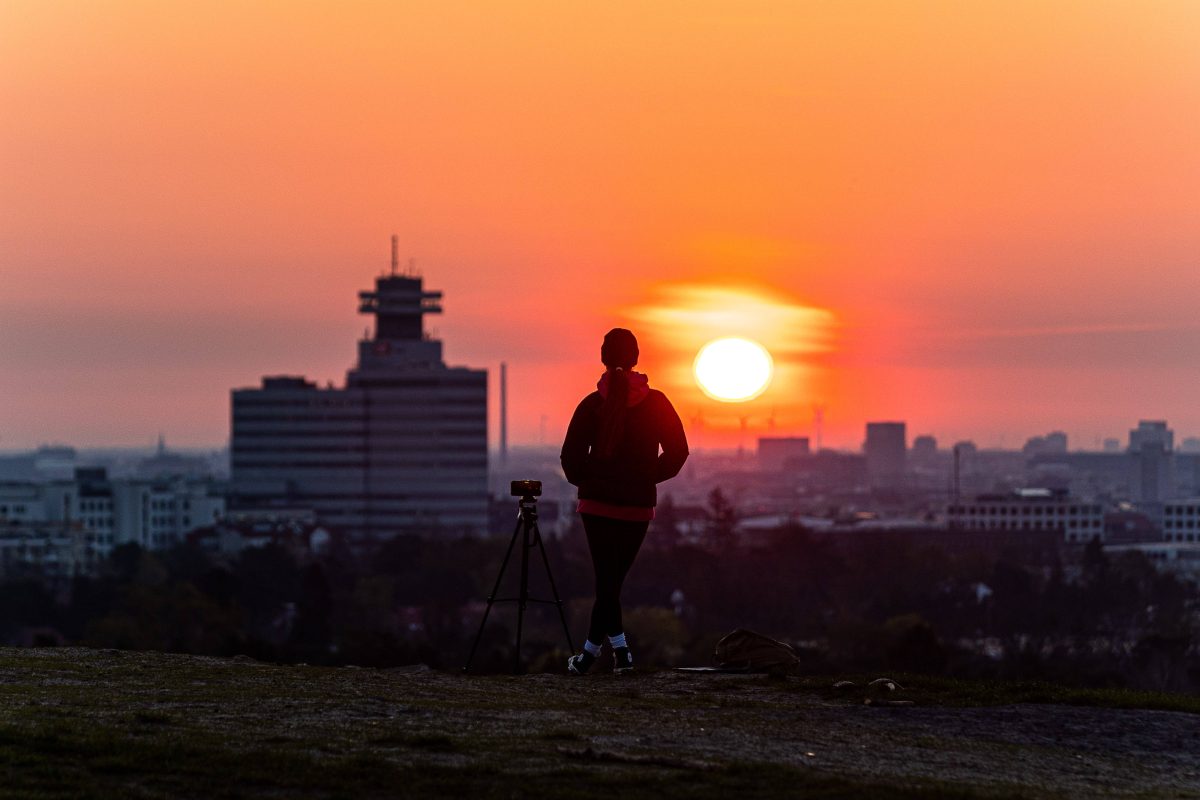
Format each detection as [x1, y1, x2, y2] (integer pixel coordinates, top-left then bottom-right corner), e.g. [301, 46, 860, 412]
[464, 490, 574, 674]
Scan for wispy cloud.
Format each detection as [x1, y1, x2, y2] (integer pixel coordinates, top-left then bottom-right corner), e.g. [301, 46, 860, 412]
[935, 321, 1200, 341]
[885, 320, 1200, 370]
[625, 284, 836, 358]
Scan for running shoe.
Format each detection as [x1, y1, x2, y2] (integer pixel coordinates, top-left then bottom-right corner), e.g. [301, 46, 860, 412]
[567, 651, 596, 675]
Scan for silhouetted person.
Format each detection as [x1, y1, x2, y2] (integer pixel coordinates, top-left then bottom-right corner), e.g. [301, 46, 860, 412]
[561, 328, 689, 674]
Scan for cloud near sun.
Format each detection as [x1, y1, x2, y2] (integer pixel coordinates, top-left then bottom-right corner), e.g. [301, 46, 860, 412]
[627, 284, 835, 357]
[624, 284, 836, 412]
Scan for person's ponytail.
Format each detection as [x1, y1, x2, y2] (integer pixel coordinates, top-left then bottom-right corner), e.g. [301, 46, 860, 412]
[595, 367, 629, 459]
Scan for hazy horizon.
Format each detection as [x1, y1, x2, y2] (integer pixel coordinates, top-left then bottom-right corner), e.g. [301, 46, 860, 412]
[6, 424, 1196, 455]
[4, 3, 1198, 450]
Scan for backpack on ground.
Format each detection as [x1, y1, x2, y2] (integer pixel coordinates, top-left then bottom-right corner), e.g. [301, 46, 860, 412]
[713, 628, 801, 674]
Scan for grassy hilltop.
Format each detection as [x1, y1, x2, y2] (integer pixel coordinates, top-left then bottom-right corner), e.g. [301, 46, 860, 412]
[0, 647, 1196, 799]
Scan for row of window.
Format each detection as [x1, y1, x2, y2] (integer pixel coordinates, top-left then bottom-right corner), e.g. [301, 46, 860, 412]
[231, 419, 480, 431]
[232, 444, 485, 454]
[958, 519, 1103, 530]
[1164, 506, 1200, 516]
[951, 505, 1103, 517]
[0, 505, 29, 515]
[232, 458, 487, 469]
[238, 390, 484, 402]
[308, 511, 486, 523]
[1165, 533, 1200, 542]
[1164, 520, 1200, 530]
[80, 515, 197, 530]
[233, 414, 484, 425]
[143, 515, 188, 528]
[236, 393, 483, 406]
[348, 378, 486, 389]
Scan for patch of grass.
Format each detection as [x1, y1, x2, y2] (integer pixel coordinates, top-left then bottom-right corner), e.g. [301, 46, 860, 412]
[897, 675, 1200, 714]
[538, 728, 584, 741]
[0, 648, 1191, 798]
[403, 733, 461, 752]
[0, 714, 1032, 800]
[128, 710, 174, 725]
[786, 672, 1200, 714]
[0, 721, 413, 797]
[517, 761, 1027, 800]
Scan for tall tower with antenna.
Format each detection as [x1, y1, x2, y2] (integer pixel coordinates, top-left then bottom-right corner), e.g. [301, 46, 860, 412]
[231, 237, 488, 540]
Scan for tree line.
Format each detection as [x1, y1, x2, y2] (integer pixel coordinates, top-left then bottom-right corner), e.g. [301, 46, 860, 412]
[0, 499, 1196, 691]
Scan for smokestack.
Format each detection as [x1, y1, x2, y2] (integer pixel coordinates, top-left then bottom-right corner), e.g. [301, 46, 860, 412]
[953, 444, 961, 505]
[499, 362, 508, 465]
[391, 235, 398, 275]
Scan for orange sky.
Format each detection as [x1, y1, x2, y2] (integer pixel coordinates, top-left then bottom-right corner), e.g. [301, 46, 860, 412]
[2, 2, 1199, 451]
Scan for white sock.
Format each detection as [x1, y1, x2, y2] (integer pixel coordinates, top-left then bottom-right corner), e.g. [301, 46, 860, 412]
[608, 633, 627, 649]
[583, 640, 602, 656]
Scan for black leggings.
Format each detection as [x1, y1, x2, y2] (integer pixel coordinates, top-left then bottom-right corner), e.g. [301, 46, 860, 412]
[582, 513, 649, 644]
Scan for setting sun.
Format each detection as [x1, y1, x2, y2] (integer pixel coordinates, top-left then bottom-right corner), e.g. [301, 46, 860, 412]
[693, 337, 774, 402]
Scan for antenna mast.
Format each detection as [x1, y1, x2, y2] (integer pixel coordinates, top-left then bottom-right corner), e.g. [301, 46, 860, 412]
[813, 405, 825, 451]
[499, 362, 508, 465]
[390, 235, 399, 276]
[952, 444, 962, 505]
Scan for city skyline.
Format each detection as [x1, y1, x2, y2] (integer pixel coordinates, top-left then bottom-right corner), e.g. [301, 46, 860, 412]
[3, 3, 1199, 449]
[9, 415, 1200, 458]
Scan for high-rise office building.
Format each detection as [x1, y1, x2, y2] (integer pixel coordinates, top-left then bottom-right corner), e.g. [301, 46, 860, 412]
[910, 435, 938, 463]
[230, 261, 487, 539]
[1129, 421, 1173, 453]
[864, 421, 906, 489]
[1128, 420, 1176, 508]
[1023, 431, 1068, 456]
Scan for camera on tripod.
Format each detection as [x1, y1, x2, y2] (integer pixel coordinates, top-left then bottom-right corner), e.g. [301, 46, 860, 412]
[465, 477, 572, 674]
[510, 479, 542, 498]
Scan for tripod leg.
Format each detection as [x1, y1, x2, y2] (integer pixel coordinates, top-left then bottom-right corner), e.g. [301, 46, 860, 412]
[533, 522, 575, 654]
[464, 516, 522, 672]
[513, 514, 533, 674]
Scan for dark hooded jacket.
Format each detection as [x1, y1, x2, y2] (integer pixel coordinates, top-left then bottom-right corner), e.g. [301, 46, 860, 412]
[560, 375, 689, 508]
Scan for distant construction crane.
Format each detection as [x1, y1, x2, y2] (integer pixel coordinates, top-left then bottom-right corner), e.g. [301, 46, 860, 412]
[499, 362, 508, 465]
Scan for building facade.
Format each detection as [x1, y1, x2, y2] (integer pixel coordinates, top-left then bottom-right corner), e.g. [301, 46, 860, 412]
[947, 489, 1105, 543]
[1162, 500, 1200, 543]
[0, 467, 223, 569]
[230, 266, 487, 540]
[864, 421, 906, 490]
[757, 437, 810, 472]
[0, 522, 94, 580]
[1129, 420, 1174, 453]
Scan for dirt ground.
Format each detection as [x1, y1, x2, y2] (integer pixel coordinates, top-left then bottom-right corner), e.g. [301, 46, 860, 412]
[0, 647, 1196, 798]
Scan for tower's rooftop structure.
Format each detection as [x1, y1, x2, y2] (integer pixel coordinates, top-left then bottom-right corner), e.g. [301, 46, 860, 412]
[349, 237, 450, 377]
[358, 276, 442, 341]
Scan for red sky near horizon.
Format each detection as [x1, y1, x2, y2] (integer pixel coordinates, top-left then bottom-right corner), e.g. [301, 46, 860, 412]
[2, 2, 1199, 452]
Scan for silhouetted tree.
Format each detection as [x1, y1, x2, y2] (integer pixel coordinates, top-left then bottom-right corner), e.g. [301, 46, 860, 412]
[705, 488, 736, 543]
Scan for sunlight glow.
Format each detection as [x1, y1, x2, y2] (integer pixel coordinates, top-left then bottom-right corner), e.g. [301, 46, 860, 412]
[694, 337, 774, 402]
